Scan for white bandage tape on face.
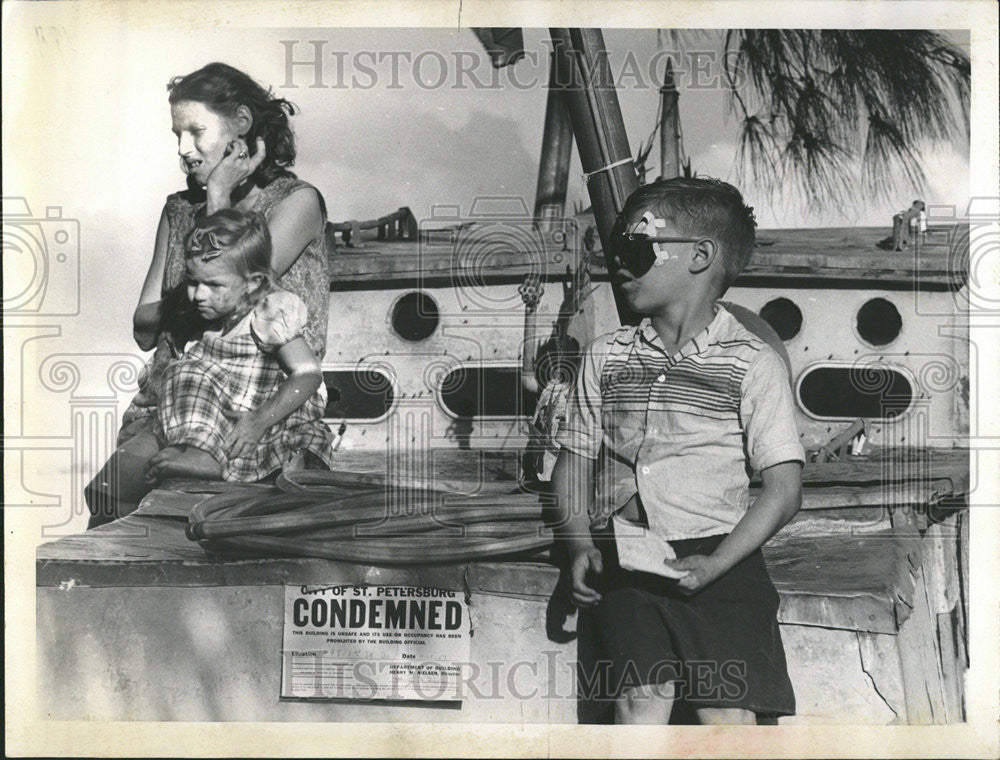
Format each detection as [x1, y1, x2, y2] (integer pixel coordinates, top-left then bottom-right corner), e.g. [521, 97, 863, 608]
[626, 211, 675, 266]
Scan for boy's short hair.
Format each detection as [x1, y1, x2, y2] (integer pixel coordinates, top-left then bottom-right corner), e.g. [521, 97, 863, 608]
[620, 177, 757, 292]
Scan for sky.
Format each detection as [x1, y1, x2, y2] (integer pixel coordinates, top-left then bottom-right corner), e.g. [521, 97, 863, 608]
[2, 14, 974, 362]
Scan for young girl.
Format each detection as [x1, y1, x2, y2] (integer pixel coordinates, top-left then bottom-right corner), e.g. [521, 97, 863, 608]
[143, 208, 334, 485]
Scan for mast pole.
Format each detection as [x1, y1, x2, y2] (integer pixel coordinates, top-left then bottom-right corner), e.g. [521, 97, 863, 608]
[533, 51, 574, 229]
[550, 27, 640, 324]
[659, 58, 681, 180]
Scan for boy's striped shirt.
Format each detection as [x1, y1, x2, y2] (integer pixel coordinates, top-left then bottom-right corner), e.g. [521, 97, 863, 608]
[557, 305, 804, 540]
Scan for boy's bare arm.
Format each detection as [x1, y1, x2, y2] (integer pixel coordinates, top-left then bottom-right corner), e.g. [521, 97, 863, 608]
[664, 461, 802, 594]
[223, 336, 323, 457]
[552, 448, 603, 606]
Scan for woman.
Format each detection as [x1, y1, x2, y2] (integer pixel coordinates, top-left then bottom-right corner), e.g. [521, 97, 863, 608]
[86, 62, 330, 527]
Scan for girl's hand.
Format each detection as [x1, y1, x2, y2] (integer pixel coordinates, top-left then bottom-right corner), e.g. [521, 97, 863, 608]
[662, 554, 726, 595]
[206, 137, 266, 208]
[223, 407, 270, 458]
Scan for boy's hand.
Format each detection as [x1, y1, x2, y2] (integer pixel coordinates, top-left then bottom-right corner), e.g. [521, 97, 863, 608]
[569, 546, 604, 607]
[223, 408, 270, 458]
[662, 554, 726, 595]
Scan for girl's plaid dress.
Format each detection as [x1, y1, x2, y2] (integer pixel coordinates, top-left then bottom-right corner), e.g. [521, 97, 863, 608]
[155, 288, 334, 482]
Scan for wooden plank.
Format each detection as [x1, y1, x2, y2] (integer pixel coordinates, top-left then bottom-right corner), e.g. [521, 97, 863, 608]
[466, 562, 560, 600]
[326, 248, 958, 276]
[760, 481, 954, 511]
[857, 631, 907, 722]
[40, 499, 918, 637]
[921, 516, 963, 614]
[36, 512, 473, 590]
[776, 591, 897, 634]
[763, 532, 917, 633]
[887, 498, 967, 724]
[326, 257, 962, 289]
[936, 610, 966, 722]
[896, 574, 951, 723]
[332, 449, 521, 483]
[776, 509, 890, 540]
[795, 452, 969, 492]
[326, 225, 968, 288]
[37, 514, 205, 562]
[921, 514, 966, 722]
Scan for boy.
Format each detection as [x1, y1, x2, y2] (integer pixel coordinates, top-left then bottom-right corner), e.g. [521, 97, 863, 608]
[552, 177, 804, 725]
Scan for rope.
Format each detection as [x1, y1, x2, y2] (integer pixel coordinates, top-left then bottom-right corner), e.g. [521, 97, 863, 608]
[582, 156, 635, 185]
[185, 470, 553, 565]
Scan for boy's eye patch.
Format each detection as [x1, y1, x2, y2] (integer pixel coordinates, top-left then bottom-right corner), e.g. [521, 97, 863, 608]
[612, 234, 701, 277]
[613, 237, 660, 277]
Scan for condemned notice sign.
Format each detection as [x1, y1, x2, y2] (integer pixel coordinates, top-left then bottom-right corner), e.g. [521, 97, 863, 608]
[281, 584, 471, 701]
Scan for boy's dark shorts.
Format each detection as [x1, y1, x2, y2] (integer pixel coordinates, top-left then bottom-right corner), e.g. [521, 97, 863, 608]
[587, 523, 796, 717]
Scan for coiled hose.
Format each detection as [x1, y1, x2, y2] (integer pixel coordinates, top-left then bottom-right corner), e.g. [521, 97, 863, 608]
[185, 470, 554, 564]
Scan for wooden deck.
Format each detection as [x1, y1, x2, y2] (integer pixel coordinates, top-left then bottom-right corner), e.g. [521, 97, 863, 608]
[37, 447, 968, 635]
[36, 446, 968, 723]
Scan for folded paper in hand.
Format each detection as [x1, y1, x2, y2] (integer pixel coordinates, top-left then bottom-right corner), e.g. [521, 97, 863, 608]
[612, 515, 687, 579]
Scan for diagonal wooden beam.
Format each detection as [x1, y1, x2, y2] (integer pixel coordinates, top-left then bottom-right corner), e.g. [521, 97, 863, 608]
[550, 27, 639, 324]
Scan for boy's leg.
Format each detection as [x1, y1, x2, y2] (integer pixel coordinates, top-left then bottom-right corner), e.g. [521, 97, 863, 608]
[592, 583, 683, 725]
[695, 707, 756, 724]
[84, 430, 161, 528]
[616, 682, 675, 724]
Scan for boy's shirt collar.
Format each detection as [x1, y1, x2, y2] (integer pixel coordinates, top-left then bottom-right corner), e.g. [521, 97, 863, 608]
[634, 302, 728, 361]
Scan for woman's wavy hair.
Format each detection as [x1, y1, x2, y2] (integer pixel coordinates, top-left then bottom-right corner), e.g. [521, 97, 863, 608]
[184, 209, 275, 315]
[168, 62, 298, 189]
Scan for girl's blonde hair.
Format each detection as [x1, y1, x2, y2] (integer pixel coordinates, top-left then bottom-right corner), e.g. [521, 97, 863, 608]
[184, 209, 275, 312]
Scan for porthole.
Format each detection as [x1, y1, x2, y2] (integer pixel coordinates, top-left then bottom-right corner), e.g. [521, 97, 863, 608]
[759, 297, 803, 341]
[796, 364, 914, 421]
[440, 365, 534, 419]
[856, 298, 902, 346]
[390, 291, 439, 342]
[322, 369, 395, 420]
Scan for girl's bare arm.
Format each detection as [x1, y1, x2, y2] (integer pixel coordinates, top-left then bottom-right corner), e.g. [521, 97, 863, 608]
[223, 336, 323, 457]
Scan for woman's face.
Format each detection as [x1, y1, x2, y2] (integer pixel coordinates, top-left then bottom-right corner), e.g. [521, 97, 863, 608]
[171, 100, 242, 187]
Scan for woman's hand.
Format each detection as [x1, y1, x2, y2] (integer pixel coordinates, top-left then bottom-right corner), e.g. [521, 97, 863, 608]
[206, 137, 267, 212]
[223, 407, 271, 458]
